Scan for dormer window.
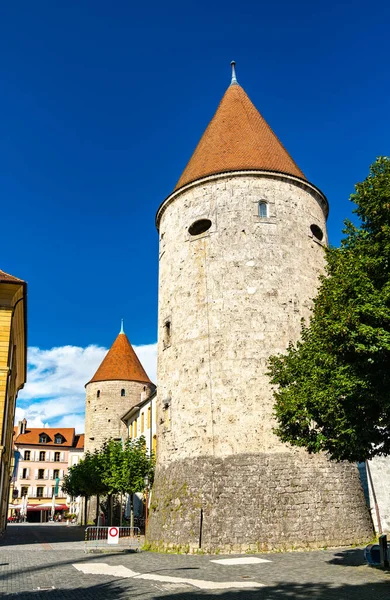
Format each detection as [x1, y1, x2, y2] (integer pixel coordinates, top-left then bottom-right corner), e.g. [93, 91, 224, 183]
[39, 433, 48, 444]
[55, 434, 64, 444]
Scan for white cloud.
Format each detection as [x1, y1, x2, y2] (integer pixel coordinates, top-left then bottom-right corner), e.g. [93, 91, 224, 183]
[16, 342, 157, 433]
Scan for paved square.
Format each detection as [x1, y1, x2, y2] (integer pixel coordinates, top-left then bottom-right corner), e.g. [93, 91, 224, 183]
[0, 524, 389, 599]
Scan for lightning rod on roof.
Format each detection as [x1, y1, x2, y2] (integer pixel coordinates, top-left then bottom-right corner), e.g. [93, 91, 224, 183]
[230, 61, 238, 86]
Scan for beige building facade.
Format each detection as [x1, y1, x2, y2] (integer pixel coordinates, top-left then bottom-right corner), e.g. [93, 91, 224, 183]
[0, 269, 27, 534]
[121, 390, 157, 456]
[147, 67, 373, 552]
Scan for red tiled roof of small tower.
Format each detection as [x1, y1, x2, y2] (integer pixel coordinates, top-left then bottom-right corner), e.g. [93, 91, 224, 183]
[88, 332, 152, 385]
[174, 69, 306, 192]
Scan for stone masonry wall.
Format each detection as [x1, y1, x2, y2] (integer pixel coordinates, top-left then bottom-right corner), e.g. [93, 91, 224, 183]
[155, 173, 328, 462]
[148, 452, 373, 553]
[148, 171, 374, 549]
[85, 380, 154, 454]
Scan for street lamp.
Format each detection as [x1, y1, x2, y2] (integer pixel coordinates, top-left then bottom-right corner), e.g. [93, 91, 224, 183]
[144, 474, 150, 535]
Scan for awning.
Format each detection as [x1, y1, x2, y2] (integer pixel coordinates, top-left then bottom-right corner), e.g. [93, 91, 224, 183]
[27, 504, 68, 511]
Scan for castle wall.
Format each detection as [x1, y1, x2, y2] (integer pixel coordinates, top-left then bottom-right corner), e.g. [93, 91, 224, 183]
[156, 172, 328, 460]
[85, 380, 154, 454]
[149, 172, 373, 551]
[148, 453, 371, 553]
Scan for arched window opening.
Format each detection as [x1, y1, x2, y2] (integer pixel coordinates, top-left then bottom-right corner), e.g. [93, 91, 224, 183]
[97, 390, 100, 398]
[258, 201, 268, 218]
[121, 389, 126, 397]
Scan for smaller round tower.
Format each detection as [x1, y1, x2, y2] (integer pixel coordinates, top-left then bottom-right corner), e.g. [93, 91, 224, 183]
[85, 322, 155, 453]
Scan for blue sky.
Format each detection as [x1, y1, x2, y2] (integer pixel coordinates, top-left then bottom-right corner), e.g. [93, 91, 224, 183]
[2, 1, 388, 429]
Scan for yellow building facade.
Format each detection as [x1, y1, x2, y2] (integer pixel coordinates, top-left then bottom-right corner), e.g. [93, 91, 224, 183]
[0, 269, 27, 534]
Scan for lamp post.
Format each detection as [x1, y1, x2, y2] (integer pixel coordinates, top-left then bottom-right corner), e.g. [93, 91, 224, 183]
[144, 474, 149, 535]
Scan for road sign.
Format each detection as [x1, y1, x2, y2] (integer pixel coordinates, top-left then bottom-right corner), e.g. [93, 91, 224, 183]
[107, 526, 119, 544]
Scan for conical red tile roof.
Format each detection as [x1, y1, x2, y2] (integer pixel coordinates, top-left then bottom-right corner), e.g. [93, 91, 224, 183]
[88, 333, 152, 384]
[174, 83, 305, 192]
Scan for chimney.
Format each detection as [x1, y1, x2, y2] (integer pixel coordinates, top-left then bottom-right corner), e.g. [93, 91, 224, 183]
[21, 418, 27, 434]
[17, 421, 23, 435]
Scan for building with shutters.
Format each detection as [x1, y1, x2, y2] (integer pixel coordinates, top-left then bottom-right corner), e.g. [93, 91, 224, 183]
[10, 419, 84, 521]
[121, 389, 157, 456]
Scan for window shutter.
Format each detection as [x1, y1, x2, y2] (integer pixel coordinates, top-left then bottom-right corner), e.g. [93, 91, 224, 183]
[60, 452, 65, 462]
[31, 486, 35, 497]
[19, 469, 23, 479]
[44, 470, 49, 480]
[50, 470, 53, 480]
[35, 451, 39, 461]
[34, 470, 38, 480]
[27, 468, 30, 478]
[60, 470, 64, 479]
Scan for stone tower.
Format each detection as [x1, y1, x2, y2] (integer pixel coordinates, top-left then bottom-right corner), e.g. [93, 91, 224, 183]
[85, 323, 155, 453]
[148, 65, 373, 552]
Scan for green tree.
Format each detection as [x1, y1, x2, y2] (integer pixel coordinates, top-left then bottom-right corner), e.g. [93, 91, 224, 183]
[62, 450, 108, 524]
[63, 437, 155, 526]
[268, 157, 390, 462]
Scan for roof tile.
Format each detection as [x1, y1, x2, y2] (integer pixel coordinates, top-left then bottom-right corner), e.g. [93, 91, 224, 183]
[0, 269, 24, 284]
[88, 332, 152, 385]
[174, 83, 305, 192]
[14, 428, 75, 447]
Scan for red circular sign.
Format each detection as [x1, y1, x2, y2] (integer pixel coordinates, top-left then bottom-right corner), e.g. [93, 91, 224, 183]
[109, 527, 119, 536]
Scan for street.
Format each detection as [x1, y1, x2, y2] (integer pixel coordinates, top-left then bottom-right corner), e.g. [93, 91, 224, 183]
[0, 524, 388, 599]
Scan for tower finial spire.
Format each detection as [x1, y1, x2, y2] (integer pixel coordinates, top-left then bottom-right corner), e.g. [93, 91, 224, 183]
[120, 318, 124, 334]
[230, 61, 238, 86]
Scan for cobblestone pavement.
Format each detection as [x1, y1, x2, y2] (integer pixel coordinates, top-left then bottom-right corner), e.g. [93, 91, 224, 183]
[0, 524, 389, 599]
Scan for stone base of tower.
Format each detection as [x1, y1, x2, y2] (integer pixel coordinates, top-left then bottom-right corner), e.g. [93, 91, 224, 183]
[147, 452, 373, 553]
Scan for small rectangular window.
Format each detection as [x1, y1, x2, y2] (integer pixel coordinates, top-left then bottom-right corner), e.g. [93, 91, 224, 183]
[54, 452, 60, 462]
[147, 406, 151, 429]
[141, 413, 144, 433]
[133, 420, 137, 438]
[24, 450, 30, 461]
[36, 487, 44, 498]
[38, 469, 44, 479]
[21, 486, 28, 497]
[163, 319, 171, 349]
[39, 451, 46, 461]
[22, 468, 27, 479]
[163, 400, 171, 428]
